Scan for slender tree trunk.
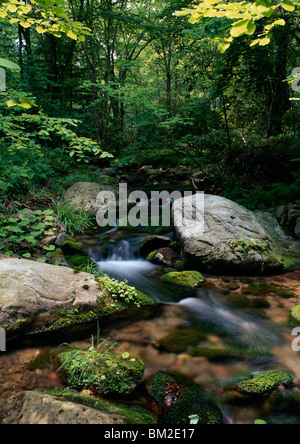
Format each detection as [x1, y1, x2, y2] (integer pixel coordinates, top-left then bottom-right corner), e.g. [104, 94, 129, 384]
[265, 29, 291, 138]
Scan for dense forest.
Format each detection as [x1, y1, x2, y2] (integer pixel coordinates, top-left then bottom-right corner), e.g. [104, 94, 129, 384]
[0, 0, 299, 209]
[0, 0, 300, 426]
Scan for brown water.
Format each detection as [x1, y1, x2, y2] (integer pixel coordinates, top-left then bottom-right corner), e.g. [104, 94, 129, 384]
[0, 230, 299, 424]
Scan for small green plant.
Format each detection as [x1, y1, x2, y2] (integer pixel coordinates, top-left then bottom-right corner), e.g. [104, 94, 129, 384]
[52, 200, 95, 236]
[99, 274, 142, 307]
[0, 208, 58, 257]
[55, 325, 144, 395]
[77, 262, 104, 277]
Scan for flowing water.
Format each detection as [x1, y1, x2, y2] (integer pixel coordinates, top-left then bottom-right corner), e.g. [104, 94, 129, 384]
[0, 228, 299, 424]
[75, 230, 300, 423]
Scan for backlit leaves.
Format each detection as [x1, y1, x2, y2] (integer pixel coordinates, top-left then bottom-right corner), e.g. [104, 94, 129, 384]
[0, 0, 91, 40]
[176, 0, 299, 50]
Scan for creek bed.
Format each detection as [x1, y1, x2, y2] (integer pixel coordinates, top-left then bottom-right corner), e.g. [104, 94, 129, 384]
[0, 229, 299, 424]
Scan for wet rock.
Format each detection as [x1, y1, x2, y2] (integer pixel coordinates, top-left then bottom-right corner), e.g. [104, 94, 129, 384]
[173, 194, 300, 274]
[147, 248, 179, 267]
[162, 271, 204, 288]
[0, 390, 156, 424]
[148, 371, 223, 424]
[0, 257, 156, 342]
[140, 235, 172, 258]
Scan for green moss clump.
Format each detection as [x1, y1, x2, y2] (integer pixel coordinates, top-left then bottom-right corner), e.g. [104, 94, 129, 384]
[290, 305, 300, 325]
[162, 271, 204, 288]
[234, 370, 294, 395]
[61, 238, 87, 257]
[98, 274, 154, 308]
[65, 254, 94, 268]
[146, 250, 158, 262]
[57, 346, 144, 396]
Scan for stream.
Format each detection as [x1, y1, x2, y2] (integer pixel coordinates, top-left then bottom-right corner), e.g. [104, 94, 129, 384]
[77, 229, 300, 423]
[0, 227, 300, 423]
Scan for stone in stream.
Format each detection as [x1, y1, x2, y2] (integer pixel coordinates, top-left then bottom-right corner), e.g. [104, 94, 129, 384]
[139, 235, 172, 258]
[0, 390, 156, 424]
[0, 257, 156, 343]
[172, 194, 300, 274]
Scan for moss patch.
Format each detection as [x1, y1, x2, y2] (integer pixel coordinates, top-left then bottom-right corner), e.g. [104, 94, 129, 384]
[290, 305, 300, 325]
[162, 271, 204, 288]
[56, 346, 145, 396]
[234, 370, 294, 395]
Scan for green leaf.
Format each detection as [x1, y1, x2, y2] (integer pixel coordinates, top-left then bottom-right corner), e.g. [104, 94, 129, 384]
[281, 0, 295, 11]
[230, 20, 250, 38]
[122, 352, 130, 359]
[22, 253, 32, 258]
[43, 245, 56, 251]
[0, 58, 20, 71]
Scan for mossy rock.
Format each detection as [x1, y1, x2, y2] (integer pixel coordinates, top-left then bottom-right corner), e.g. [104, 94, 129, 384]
[56, 347, 145, 396]
[289, 305, 300, 325]
[234, 370, 294, 396]
[165, 385, 223, 424]
[149, 371, 223, 425]
[162, 271, 204, 288]
[149, 371, 198, 404]
[61, 237, 87, 257]
[0, 389, 157, 424]
[0, 258, 157, 344]
[64, 254, 94, 268]
[157, 327, 206, 354]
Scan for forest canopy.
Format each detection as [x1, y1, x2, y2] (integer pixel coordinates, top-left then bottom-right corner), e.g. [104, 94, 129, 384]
[0, 0, 299, 209]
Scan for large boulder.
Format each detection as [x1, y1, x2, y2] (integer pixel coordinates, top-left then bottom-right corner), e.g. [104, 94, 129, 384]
[173, 194, 300, 274]
[0, 257, 156, 342]
[62, 182, 118, 215]
[0, 390, 156, 424]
